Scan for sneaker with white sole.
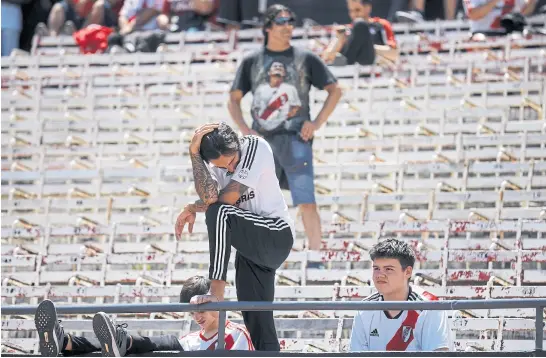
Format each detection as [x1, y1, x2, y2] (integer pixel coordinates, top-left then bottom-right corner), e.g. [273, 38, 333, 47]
[92, 312, 128, 357]
[34, 300, 65, 357]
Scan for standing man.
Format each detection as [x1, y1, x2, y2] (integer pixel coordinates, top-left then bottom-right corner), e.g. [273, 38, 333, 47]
[175, 123, 294, 351]
[350, 238, 452, 352]
[227, 4, 342, 251]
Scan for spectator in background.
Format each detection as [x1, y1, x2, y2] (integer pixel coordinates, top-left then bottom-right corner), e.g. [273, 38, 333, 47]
[47, 0, 122, 36]
[322, 0, 398, 66]
[349, 238, 452, 352]
[118, 0, 167, 35]
[217, 0, 263, 30]
[395, 0, 459, 22]
[463, 0, 537, 35]
[160, 0, 218, 32]
[228, 4, 342, 252]
[2, 0, 29, 56]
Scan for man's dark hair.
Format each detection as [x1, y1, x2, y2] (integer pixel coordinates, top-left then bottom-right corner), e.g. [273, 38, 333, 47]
[199, 122, 240, 163]
[179, 276, 211, 303]
[262, 4, 296, 45]
[369, 238, 416, 269]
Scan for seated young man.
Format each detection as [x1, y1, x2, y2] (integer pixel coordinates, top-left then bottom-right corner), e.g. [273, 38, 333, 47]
[349, 238, 452, 352]
[35, 276, 253, 357]
[322, 0, 398, 66]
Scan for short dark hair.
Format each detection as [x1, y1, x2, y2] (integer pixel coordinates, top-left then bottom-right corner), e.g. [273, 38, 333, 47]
[262, 4, 296, 45]
[369, 238, 416, 269]
[199, 123, 240, 163]
[179, 276, 211, 303]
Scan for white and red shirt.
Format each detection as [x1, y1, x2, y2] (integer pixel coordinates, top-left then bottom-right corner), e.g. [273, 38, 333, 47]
[119, 0, 164, 30]
[179, 320, 254, 351]
[349, 287, 451, 352]
[463, 0, 526, 33]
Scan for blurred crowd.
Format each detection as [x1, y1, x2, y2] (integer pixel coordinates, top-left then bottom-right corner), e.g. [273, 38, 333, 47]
[2, 0, 545, 56]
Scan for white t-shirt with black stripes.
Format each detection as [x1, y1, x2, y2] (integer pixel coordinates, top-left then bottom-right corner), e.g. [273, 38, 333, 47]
[349, 286, 451, 352]
[208, 135, 295, 236]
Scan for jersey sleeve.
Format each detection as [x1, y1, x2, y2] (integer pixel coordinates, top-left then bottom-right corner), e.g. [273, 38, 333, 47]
[349, 312, 370, 351]
[228, 328, 254, 350]
[232, 137, 272, 190]
[418, 310, 451, 351]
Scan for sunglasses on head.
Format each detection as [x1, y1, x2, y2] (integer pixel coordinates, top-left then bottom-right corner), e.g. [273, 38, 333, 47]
[272, 16, 295, 26]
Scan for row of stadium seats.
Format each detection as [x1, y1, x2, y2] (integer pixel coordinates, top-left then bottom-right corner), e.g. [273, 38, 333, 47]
[2, 14, 545, 354]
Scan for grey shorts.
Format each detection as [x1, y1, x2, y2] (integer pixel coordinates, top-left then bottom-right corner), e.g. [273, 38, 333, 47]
[265, 133, 316, 206]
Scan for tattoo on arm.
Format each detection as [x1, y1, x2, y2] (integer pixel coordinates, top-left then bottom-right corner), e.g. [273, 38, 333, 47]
[218, 180, 249, 205]
[190, 152, 219, 204]
[189, 199, 209, 213]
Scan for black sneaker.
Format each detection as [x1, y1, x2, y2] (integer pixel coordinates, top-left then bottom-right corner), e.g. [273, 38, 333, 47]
[34, 300, 65, 357]
[92, 312, 128, 357]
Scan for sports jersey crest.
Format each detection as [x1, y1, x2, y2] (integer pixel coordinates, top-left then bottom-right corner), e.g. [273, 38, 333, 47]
[402, 326, 412, 343]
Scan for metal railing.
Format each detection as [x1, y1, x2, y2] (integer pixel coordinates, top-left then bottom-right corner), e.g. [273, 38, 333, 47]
[3, 299, 546, 353]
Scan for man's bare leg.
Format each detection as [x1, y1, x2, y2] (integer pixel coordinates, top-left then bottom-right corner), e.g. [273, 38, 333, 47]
[299, 203, 322, 251]
[48, 3, 66, 36]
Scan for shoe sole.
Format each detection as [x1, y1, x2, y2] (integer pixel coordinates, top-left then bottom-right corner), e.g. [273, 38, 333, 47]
[34, 300, 60, 357]
[93, 312, 121, 357]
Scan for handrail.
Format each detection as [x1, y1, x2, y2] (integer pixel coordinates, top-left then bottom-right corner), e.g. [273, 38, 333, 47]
[3, 299, 545, 352]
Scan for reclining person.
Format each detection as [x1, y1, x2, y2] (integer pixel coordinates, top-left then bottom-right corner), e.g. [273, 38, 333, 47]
[35, 276, 253, 357]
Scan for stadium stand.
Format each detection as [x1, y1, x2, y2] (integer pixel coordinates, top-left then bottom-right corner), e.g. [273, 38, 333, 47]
[2, 13, 546, 355]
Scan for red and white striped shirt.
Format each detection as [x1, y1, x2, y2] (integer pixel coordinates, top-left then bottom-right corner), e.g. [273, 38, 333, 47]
[179, 320, 254, 351]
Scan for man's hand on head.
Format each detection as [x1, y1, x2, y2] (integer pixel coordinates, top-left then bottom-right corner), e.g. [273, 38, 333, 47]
[189, 123, 220, 155]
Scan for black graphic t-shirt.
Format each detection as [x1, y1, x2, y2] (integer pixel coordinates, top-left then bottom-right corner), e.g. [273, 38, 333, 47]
[231, 46, 337, 135]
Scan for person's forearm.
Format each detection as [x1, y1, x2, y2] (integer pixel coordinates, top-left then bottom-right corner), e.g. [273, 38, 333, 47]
[313, 86, 342, 128]
[467, 0, 500, 20]
[210, 279, 226, 301]
[227, 98, 251, 133]
[190, 152, 219, 205]
[326, 35, 346, 54]
[188, 199, 209, 213]
[521, 0, 537, 16]
[133, 8, 159, 30]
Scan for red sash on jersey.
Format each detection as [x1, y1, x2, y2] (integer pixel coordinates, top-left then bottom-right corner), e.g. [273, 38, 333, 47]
[386, 310, 420, 351]
[259, 93, 288, 120]
[206, 335, 235, 350]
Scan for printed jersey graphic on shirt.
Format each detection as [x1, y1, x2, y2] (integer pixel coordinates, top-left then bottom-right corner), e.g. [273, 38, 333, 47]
[349, 287, 451, 352]
[179, 321, 254, 351]
[252, 74, 302, 131]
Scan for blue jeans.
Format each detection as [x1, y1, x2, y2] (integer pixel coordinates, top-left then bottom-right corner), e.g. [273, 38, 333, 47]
[266, 133, 316, 205]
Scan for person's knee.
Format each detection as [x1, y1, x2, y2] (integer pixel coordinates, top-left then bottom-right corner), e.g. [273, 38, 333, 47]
[48, 3, 66, 24]
[90, 0, 104, 14]
[352, 18, 370, 34]
[156, 14, 170, 30]
[88, 0, 105, 23]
